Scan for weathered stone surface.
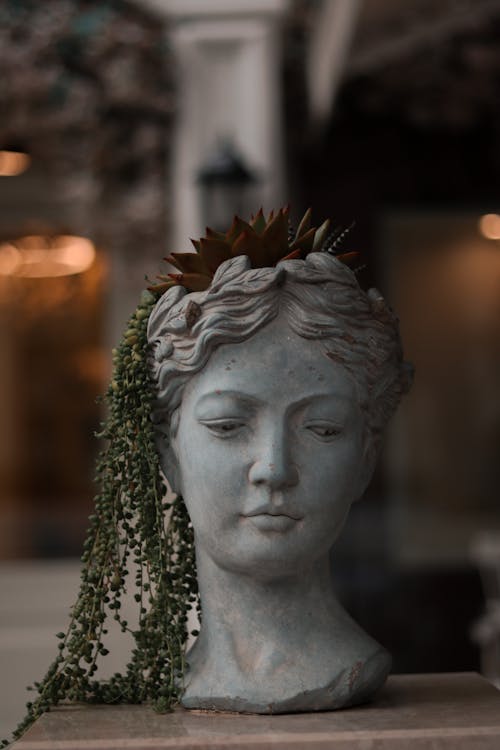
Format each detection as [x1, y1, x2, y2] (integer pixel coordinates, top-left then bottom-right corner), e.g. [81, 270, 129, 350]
[13, 673, 500, 749]
[147, 255, 409, 712]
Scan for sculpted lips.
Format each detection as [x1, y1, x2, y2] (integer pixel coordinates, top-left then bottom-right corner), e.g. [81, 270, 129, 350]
[243, 504, 303, 532]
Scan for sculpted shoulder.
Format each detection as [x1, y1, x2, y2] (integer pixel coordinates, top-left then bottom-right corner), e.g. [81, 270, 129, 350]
[181, 630, 391, 714]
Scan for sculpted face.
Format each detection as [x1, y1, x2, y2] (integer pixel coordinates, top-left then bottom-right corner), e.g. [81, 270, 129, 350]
[170, 316, 371, 577]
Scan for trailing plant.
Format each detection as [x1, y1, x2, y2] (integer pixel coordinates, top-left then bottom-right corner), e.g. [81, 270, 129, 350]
[5, 207, 359, 746]
[5, 289, 198, 747]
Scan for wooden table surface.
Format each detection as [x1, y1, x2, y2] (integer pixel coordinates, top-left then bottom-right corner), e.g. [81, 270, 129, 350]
[12, 673, 500, 749]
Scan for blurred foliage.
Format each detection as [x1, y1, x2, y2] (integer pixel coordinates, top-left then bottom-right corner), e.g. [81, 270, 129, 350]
[0, 0, 174, 250]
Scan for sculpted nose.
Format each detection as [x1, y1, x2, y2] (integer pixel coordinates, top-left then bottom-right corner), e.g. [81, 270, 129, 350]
[248, 428, 299, 489]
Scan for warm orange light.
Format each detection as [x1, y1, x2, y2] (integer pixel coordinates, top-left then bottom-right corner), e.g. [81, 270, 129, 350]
[0, 244, 21, 275]
[479, 213, 500, 240]
[0, 235, 96, 277]
[0, 150, 31, 176]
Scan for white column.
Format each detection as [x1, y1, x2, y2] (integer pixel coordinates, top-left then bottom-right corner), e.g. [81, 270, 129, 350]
[142, 0, 289, 250]
[307, 0, 363, 128]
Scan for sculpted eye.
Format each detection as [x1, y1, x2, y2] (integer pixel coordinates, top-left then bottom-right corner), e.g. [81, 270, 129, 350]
[305, 422, 342, 440]
[199, 419, 246, 438]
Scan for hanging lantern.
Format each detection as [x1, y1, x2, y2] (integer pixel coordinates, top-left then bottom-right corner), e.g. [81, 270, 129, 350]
[197, 138, 257, 231]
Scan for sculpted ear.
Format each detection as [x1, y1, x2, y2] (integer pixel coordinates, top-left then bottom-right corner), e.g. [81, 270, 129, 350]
[153, 420, 181, 495]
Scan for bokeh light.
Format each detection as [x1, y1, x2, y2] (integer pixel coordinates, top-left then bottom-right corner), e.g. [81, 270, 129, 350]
[479, 213, 500, 240]
[0, 150, 31, 176]
[0, 235, 96, 277]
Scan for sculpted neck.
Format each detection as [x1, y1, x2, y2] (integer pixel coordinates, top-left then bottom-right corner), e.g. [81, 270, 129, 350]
[181, 543, 390, 713]
[194, 545, 340, 647]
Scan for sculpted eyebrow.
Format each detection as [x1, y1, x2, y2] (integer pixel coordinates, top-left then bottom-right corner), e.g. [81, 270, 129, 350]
[289, 392, 351, 409]
[194, 391, 262, 415]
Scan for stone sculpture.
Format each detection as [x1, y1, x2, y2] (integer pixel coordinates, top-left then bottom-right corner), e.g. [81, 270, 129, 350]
[13, 209, 411, 746]
[147, 249, 411, 712]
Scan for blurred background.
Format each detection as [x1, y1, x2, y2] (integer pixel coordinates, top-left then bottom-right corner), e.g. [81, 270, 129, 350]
[1, 0, 500, 738]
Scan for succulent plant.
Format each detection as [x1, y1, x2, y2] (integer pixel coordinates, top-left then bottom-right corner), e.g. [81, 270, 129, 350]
[149, 207, 357, 295]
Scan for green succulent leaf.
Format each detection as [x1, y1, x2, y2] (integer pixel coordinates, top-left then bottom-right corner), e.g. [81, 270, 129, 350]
[295, 207, 312, 240]
[166, 252, 210, 276]
[312, 218, 331, 251]
[280, 248, 302, 262]
[335, 251, 359, 265]
[231, 229, 268, 267]
[205, 227, 226, 242]
[225, 216, 254, 246]
[290, 225, 316, 253]
[262, 208, 290, 261]
[250, 207, 266, 234]
[168, 272, 212, 291]
[147, 280, 178, 294]
[198, 238, 232, 274]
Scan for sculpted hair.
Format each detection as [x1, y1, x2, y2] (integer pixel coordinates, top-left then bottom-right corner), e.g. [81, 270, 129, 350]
[147, 252, 412, 479]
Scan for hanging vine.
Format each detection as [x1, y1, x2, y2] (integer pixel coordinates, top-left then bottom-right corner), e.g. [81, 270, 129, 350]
[5, 290, 198, 746]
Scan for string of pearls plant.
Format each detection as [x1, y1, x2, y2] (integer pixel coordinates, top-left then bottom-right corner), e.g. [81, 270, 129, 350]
[5, 290, 198, 747]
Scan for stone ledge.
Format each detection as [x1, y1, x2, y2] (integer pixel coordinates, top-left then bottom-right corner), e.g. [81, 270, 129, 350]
[13, 673, 500, 749]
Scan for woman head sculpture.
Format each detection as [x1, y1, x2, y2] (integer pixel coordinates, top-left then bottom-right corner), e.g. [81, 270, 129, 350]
[146, 237, 411, 712]
[14, 209, 411, 742]
[148, 252, 407, 486]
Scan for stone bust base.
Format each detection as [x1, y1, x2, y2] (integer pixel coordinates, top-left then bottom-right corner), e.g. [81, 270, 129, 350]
[12, 673, 500, 749]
